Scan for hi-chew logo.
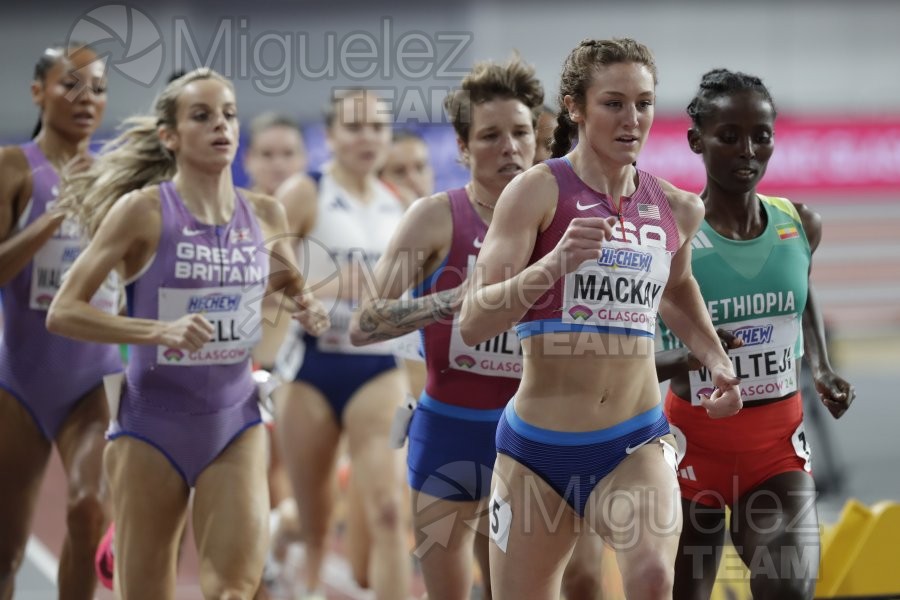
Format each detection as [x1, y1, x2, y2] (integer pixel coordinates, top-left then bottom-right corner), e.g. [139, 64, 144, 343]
[187, 293, 241, 313]
[731, 324, 774, 347]
[597, 247, 652, 271]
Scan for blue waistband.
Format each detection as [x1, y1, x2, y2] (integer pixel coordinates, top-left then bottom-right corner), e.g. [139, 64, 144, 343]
[503, 401, 664, 446]
[418, 392, 506, 422]
[515, 319, 656, 340]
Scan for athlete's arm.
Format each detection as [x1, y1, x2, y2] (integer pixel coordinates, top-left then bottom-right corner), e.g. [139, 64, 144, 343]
[246, 190, 329, 336]
[657, 181, 741, 418]
[796, 202, 854, 418]
[460, 166, 616, 344]
[46, 188, 214, 349]
[350, 193, 455, 345]
[654, 328, 743, 382]
[0, 146, 66, 286]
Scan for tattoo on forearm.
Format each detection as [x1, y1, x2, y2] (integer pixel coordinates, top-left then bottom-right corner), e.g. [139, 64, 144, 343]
[358, 289, 458, 340]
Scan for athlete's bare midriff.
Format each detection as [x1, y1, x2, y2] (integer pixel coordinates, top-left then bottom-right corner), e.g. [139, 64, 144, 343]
[515, 330, 660, 431]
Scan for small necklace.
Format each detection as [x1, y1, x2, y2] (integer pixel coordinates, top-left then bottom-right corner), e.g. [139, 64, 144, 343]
[467, 183, 495, 211]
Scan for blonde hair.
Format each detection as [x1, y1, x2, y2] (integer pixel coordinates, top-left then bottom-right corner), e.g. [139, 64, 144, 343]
[59, 68, 233, 237]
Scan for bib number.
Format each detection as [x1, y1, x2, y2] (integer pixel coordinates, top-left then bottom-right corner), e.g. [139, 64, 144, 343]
[157, 285, 262, 366]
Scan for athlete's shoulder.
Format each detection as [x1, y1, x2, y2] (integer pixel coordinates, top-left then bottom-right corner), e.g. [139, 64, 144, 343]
[118, 185, 162, 217]
[654, 176, 704, 222]
[275, 172, 318, 202]
[759, 194, 803, 222]
[0, 145, 30, 192]
[500, 163, 557, 207]
[241, 188, 279, 216]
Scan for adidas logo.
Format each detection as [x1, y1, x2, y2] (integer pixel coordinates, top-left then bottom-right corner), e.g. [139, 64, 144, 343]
[691, 231, 713, 250]
[678, 465, 697, 481]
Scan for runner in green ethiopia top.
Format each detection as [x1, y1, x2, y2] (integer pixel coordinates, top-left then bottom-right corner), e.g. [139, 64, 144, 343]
[657, 68, 855, 600]
[658, 194, 810, 402]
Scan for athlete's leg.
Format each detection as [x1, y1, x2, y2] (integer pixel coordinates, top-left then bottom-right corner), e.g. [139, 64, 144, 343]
[472, 510, 492, 600]
[488, 453, 580, 600]
[0, 390, 52, 600]
[561, 530, 605, 600]
[345, 472, 372, 588]
[266, 425, 292, 510]
[412, 492, 482, 600]
[54, 385, 110, 600]
[343, 368, 411, 599]
[587, 436, 681, 600]
[672, 498, 726, 600]
[104, 436, 190, 600]
[193, 424, 270, 600]
[275, 381, 341, 594]
[731, 471, 819, 600]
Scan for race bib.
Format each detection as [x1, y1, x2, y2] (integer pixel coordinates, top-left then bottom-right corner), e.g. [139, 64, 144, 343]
[30, 233, 119, 313]
[316, 300, 395, 355]
[157, 284, 262, 366]
[488, 490, 513, 554]
[690, 314, 800, 404]
[448, 314, 522, 379]
[562, 241, 671, 336]
[791, 422, 812, 472]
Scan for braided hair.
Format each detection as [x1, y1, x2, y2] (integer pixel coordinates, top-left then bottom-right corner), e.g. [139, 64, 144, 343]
[551, 38, 657, 157]
[686, 68, 776, 128]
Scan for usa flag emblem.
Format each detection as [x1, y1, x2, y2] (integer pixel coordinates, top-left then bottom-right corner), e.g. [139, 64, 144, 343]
[638, 203, 660, 220]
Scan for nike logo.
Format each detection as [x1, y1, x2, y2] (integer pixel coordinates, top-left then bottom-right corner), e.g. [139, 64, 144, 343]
[182, 226, 204, 237]
[625, 437, 654, 454]
[576, 200, 602, 211]
[473, 237, 483, 248]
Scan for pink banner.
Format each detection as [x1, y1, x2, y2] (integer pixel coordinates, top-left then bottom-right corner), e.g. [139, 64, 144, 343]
[640, 116, 900, 199]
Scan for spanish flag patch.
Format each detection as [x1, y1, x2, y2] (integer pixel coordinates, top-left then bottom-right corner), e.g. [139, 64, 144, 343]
[777, 224, 799, 240]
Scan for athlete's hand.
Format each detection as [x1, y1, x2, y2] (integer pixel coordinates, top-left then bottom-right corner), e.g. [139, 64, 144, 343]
[547, 216, 618, 276]
[686, 328, 743, 370]
[158, 314, 215, 351]
[814, 369, 855, 419]
[699, 365, 742, 418]
[291, 291, 330, 336]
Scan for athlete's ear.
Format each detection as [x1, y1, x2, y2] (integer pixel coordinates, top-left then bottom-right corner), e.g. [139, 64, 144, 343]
[158, 125, 179, 153]
[563, 95, 581, 124]
[457, 136, 470, 167]
[687, 128, 703, 154]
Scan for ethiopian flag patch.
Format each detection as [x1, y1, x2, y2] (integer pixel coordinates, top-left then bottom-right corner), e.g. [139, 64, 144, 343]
[777, 224, 799, 240]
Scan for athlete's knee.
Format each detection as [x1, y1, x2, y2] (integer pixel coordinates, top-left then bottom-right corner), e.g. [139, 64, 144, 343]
[751, 575, 814, 600]
[748, 546, 816, 600]
[622, 551, 674, 598]
[561, 562, 601, 600]
[66, 490, 106, 541]
[371, 494, 402, 532]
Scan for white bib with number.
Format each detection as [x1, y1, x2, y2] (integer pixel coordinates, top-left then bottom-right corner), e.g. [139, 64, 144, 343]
[689, 313, 800, 404]
[562, 241, 671, 336]
[447, 315, 522, 379]
[157, 284, 262, 366]
[30, 226, 119, 313]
